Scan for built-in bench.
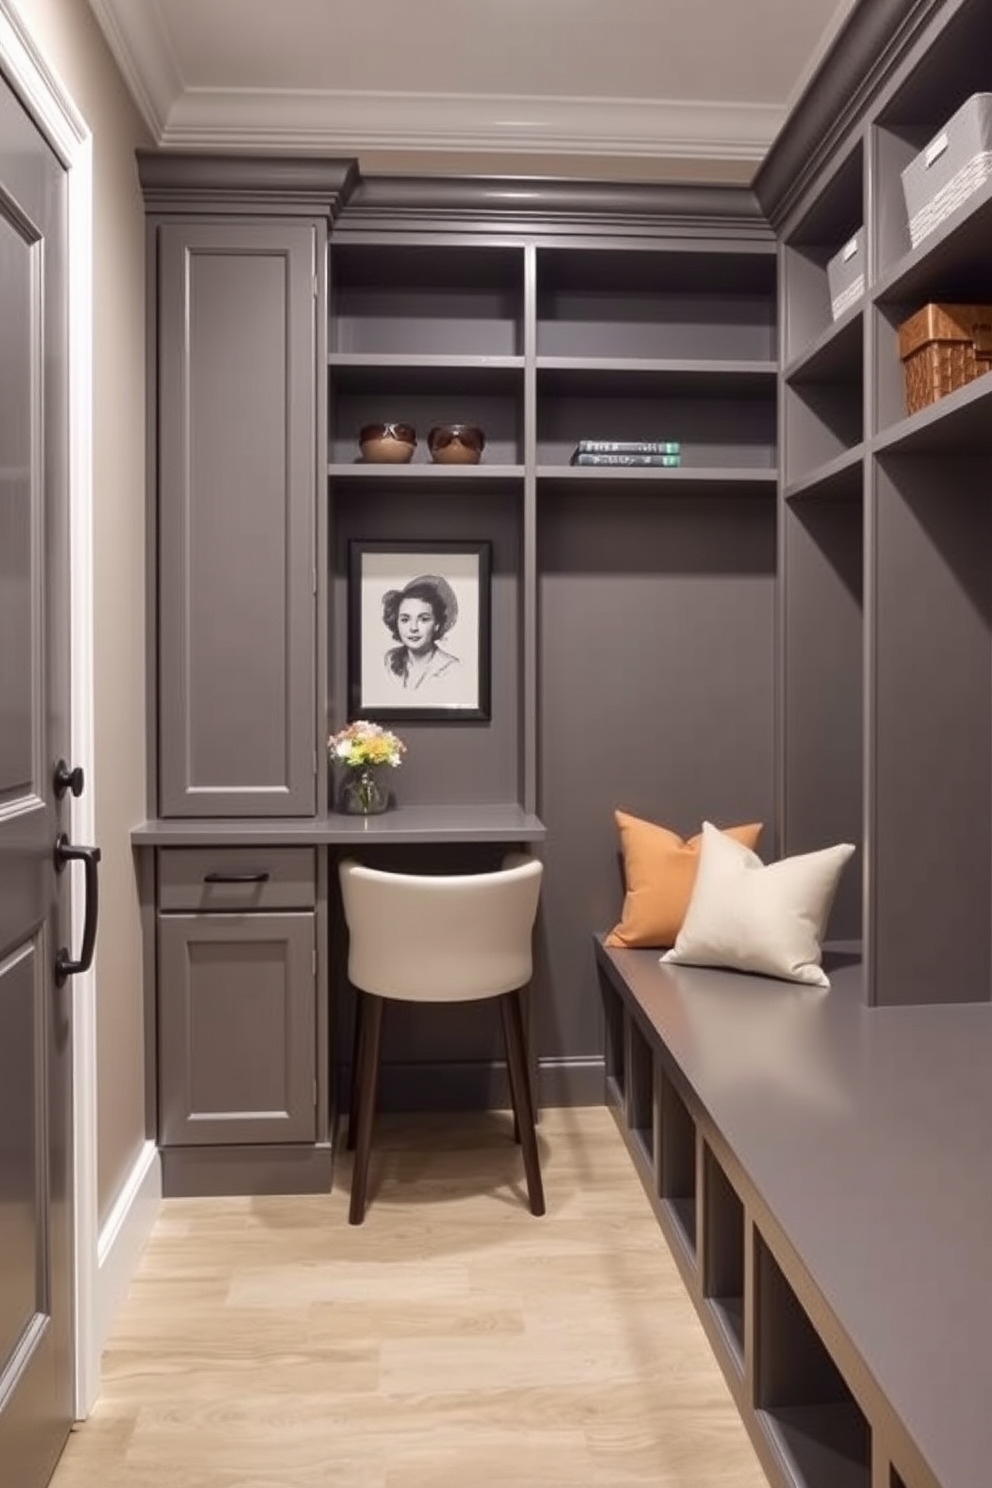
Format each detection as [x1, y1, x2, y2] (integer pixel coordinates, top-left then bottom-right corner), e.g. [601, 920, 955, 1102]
[594, 936, 992, 1488]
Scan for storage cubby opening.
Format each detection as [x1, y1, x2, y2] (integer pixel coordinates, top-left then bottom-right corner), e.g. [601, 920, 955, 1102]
[536, 387, 776, 472]
[874, 0, 992, 280]
[626, 1015, 654, 1169]
[329, 243, 524, 359]
[871, 452, 992, 1005]
[703, 1145, 745, 1366]
[783, 381, 863, 486]
[782, 144, 863, 363]
[890, 1471, 908, 1488]
[601, 975, 626, 1110]
[329, 380, 525, 468]
[535, 246, 776, 363]
[874, 299, 992, 437]
[755, 1233, 870, 1488]
[660, 1074, 697, 1258]
[781, 493, 864, 942]
[784, 308, 863, 390]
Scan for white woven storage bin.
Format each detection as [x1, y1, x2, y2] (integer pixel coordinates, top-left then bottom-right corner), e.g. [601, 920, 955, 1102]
[901, 93, 992, 248]
[826, 230, 864, 320]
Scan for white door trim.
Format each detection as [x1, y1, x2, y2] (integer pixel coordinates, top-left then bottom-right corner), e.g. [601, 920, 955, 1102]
[0, 0, 99, 1419]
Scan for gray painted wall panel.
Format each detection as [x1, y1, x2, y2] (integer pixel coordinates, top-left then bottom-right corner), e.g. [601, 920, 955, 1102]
[782, 496, 864, 939]
[871, 455, 992, 1005]
[536, 491, 777, 1059]
[328, 487, 522, 808]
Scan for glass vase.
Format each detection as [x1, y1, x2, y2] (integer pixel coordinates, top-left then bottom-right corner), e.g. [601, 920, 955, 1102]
[339, 766, 390, 816]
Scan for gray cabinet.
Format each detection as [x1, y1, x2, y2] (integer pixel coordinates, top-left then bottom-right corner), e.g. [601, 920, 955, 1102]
[158, 911, 316, 1147]
[156, 847, 318, 1151]
[156, 218, 318, 817]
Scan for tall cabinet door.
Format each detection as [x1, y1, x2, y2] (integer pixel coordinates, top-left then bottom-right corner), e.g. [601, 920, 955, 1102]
[157, 220, 317, 816]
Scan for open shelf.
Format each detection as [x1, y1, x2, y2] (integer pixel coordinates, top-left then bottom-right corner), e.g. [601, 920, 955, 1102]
[783, 378, 863, 486]
[872, 0, 992, 281]
[783, 444, 864, 503]
[659, 1072, 697, 1263]
[873, 175, 992, 305]
[872, 369, 992, 455]
[327, 465, 525, 487]
[755, 1233, 870, 1488]
[330, 241, 524, 358]
[602, 974, 626, 1112]
[781, 143, 864, 366]
[535, 245, 776, 363]
[538, 467, 776, 494]
[537, 357, 776, 394]
[758, 1405, 871, 1488]
[537, 379, 775, 473]
[783, 302, 863, 386]
[329, 380, 524, 467]
[626, 1015, 654, 1172]
[703, 1145, 745, 1371]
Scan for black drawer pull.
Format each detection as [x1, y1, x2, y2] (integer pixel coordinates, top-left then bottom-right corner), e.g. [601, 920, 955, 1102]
[203, 871, 271, 884]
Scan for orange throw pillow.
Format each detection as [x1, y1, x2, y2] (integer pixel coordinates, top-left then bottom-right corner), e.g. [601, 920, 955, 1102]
[605, 812, 763, 949]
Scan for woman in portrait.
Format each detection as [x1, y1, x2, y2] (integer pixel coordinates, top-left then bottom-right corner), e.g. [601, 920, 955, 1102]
[381, 574, 462, 691]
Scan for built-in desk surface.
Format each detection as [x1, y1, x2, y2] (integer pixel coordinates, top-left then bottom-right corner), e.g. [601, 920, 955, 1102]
[132, 804, 546, 847]
[597, 941, 992, 1488]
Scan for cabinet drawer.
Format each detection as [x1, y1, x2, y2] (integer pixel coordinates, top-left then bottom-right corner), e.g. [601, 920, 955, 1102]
[158, 848, 316, 912]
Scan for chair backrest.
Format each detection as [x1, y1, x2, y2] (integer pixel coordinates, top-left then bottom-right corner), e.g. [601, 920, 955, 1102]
[338, 852, 543, 1003]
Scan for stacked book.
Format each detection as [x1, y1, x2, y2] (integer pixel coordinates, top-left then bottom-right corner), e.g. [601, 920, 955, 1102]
[569, 439, 681, 467]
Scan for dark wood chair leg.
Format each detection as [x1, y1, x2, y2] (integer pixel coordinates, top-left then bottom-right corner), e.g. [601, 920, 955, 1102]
[347, 989, 365, 1152]
[348, 992, 384, 1226]
[499, 989, 546, 1217]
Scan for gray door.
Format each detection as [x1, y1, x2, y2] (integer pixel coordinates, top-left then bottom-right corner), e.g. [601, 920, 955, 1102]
[1, 75, 90, 1488]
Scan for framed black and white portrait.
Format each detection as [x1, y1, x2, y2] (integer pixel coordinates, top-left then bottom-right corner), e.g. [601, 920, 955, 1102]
[348, 540, 492, 722]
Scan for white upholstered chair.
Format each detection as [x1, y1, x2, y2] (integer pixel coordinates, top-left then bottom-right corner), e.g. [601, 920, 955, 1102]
[338, 852, 545, 1225]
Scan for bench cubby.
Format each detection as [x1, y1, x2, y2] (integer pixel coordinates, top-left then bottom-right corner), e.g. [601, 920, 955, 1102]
[702, 1143, 745, 1370]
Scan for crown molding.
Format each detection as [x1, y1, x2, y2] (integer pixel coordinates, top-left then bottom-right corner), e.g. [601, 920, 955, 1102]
[136, 149, 357, 219]
[754, 0, 942, 227]
[85, 0, 181, 138]
[121, 82, 781, 170]
[334, 174, 773, 241]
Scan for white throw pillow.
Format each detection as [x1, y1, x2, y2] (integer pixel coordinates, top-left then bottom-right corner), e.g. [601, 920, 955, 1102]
[660, 822, 855, 988]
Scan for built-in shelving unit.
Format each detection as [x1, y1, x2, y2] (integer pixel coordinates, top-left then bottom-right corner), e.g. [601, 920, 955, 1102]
[328, 189, 779, 1106]
[765, 0, 992, 1002]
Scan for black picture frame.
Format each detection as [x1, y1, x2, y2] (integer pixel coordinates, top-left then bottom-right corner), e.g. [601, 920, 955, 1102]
[348, 540, 492, 722]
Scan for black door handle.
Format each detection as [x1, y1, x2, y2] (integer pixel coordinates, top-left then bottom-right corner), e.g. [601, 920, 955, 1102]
[53, 758, 85, 799]
[54, 833, 102, 985]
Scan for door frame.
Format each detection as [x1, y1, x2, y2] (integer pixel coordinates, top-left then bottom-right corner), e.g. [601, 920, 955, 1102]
[0, 0, 99, 1419]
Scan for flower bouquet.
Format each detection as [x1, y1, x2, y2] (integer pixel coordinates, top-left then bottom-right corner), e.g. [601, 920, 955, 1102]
[328, 720, 406, 815]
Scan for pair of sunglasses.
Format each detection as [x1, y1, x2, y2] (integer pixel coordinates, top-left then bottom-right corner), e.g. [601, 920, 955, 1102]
[427, 424, 486, 455]
[359, 422, 416, 445]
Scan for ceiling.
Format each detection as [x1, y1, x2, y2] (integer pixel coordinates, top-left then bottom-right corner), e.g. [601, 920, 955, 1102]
[86, 0, 860, 184]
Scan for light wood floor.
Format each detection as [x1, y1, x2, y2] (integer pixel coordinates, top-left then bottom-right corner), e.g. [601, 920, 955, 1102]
[53, 1107, 768, 1488]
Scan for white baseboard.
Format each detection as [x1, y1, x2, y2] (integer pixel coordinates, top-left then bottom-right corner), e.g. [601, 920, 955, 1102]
[91, 1141, 161, 1394]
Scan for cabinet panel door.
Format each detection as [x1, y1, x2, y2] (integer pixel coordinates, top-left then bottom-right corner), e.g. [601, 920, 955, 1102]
[158, 913, 316, 1146]
[158, 221, 316, 816]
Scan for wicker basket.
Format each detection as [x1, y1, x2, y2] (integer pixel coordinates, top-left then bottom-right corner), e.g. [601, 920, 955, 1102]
[898, 302, 992, 415]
